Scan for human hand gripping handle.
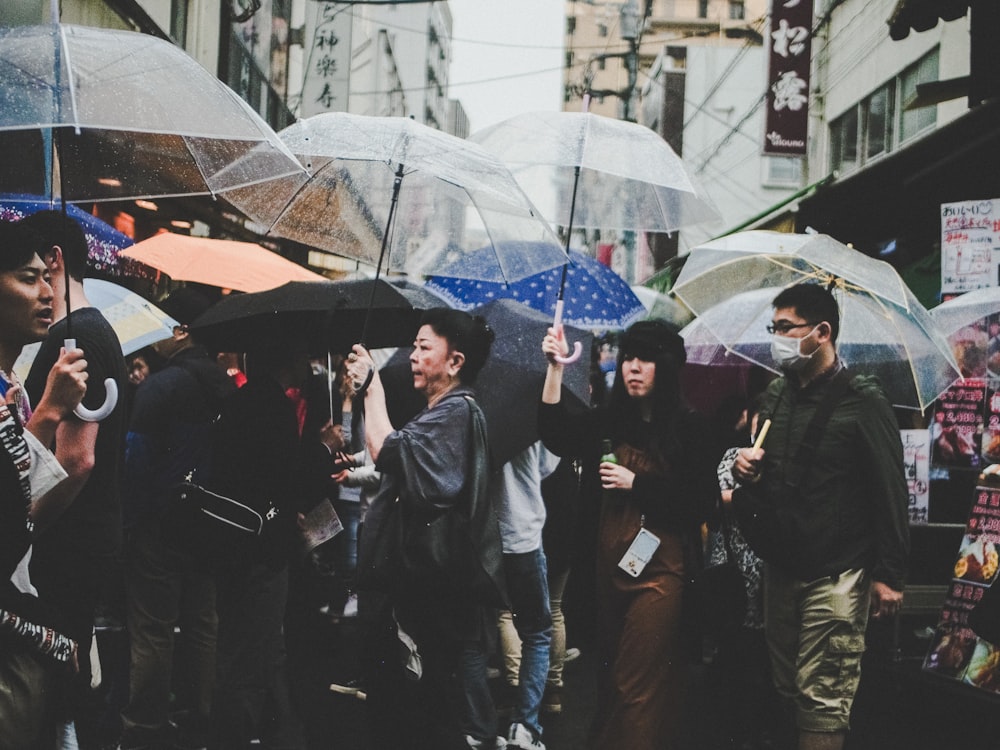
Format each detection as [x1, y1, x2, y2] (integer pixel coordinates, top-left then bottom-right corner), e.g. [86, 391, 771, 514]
[551, 300, 582, 365]
[733, 418, 771, 484]
[345, 345, 376, 396]
[64, 338, 117, 422]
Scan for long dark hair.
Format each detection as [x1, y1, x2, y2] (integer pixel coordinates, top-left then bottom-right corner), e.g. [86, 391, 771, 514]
[606, 320, 687, 464]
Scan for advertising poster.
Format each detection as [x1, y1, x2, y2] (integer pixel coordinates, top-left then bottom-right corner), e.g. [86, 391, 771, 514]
[931, 379, 986, 469]
[902, 429, 931, 524]
[940, 198, 1000, 295]
[923, 484, 1000, 694]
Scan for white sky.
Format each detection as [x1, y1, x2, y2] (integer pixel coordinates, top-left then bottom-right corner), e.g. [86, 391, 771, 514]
[448, 0, 565, 134]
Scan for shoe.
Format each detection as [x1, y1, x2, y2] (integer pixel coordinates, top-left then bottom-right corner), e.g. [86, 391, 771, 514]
[507, 722, 545, 750]
[342, 591, 358, 617]
[541, 684, 562, 714]
[563, 646, 581, 663]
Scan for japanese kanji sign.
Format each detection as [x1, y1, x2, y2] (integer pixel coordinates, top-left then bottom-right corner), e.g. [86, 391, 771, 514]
[940, 198, 1000, 295]
[923, 483, 1000, 694]
[764, 0, 812, 156]
[300, 2, 353, 118]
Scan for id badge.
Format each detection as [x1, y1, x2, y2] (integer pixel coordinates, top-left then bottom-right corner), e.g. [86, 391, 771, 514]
[618, 527, 661, 578]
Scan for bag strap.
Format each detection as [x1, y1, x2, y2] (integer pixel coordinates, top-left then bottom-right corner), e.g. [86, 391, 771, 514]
[784, 368, 853, 489]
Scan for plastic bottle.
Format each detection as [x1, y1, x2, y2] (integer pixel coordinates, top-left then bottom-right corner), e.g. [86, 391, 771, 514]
[601, 439, 617, 465]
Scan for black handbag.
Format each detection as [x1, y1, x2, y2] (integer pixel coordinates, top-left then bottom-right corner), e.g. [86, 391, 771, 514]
[163, 480, 277, 559]
[691, 521, 747, 637]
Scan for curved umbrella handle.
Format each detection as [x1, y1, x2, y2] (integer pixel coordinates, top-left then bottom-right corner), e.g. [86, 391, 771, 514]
[65, 339, 119, 422]
[551, 300, 583, 365]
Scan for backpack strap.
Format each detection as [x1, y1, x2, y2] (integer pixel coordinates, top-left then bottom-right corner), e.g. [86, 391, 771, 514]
[784, 368, 853, 490]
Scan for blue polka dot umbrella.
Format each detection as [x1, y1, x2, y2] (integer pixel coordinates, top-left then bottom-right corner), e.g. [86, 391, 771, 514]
[426, 245, 646, 331]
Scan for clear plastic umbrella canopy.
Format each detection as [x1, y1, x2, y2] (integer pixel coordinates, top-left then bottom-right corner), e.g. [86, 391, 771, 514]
[0, 23, 304, 202]
[930, 287, 1000, 378]
[469, 110, 721, 233]
[222, 112, 567, 284]
[674, 232, 961, 412]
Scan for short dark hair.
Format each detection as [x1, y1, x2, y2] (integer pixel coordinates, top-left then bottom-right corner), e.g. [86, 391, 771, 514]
[419, 307, 494, 385]
[772, 283, 840, 343]
[0, 220, 45, 272]
[18, 210, 90, 281]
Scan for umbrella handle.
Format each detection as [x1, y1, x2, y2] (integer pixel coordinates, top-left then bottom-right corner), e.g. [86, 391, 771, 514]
[551, 300, 583, 365]
[65, 338, 119, 422]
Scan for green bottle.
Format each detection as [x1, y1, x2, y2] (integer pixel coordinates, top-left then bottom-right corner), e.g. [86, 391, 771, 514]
[601, 439, 617, 464]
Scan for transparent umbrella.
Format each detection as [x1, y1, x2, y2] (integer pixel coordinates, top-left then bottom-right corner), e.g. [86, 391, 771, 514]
[0, 23, 304, 202]
[0, 23, 305, 420]
[469, 110, 721, 233]
[930, 287, 1000, 378]
[673, 232, 961, 412]
[222, 112, 566, 285]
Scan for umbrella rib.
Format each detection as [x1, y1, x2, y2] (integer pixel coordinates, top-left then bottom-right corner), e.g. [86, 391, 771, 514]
[57, 25, 81, 132]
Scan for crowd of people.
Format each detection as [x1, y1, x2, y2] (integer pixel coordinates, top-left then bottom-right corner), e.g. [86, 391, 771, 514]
[1, 211, 911, 750]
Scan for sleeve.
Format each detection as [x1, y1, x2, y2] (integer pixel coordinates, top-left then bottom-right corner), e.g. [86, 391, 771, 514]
[858, 387, 910, 590]
[538, 398, 602, 459]
[375, 398, 471, 512]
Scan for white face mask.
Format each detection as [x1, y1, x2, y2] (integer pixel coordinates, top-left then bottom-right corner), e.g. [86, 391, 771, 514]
[771, 325, 819, 371]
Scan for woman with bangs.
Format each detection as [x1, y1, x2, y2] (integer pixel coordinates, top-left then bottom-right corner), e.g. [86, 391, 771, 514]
[540, 319, 717, 750]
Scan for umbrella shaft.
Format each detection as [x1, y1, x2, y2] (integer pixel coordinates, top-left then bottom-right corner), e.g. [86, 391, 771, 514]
[363, 162, 405, 345]
[559, 164, 583, 300]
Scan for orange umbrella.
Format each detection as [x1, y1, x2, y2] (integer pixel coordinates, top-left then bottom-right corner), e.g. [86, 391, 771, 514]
[121, 232, 325, 293]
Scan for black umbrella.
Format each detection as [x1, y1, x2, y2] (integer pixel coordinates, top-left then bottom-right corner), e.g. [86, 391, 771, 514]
[189, 278, 423, 355]
[382, 299, 593, 470]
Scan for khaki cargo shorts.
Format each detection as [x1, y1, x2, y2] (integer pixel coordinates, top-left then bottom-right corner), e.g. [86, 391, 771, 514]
[764, 565, 871, 733]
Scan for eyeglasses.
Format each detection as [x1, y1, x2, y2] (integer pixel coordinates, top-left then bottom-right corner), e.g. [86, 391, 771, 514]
[766, 321, 814, 335]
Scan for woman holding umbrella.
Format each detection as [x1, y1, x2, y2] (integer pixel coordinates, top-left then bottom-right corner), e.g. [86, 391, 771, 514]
[346, 308, 506, 750]
[539, 320, 717, 750]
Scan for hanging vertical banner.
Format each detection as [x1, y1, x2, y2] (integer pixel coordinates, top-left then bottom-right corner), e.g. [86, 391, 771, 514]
[300, 2, 353, 118]
[923, 482, 1000, 694]
[940, 198, 1000, 295]
[902, 429, 931, 524]
[763, 0, 812, 156]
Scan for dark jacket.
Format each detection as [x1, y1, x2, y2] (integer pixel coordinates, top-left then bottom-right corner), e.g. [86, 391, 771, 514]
[737, 367, 910, 588]
[538, 400, 717, 534]
[124, 345, 235, 528]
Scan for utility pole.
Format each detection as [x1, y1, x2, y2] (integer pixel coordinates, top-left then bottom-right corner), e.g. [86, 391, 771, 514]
[619, 0, 641, 123]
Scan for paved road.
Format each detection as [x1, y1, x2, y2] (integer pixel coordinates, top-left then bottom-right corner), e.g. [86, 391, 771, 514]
[288, 609, 1000, 750]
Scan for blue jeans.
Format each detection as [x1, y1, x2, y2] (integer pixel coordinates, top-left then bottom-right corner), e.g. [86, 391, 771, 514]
[460, 548, 552, 741]
[504, 549, 553, 736]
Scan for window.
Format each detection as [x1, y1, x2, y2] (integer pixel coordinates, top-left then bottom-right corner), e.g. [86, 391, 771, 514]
[698, 0, 709, 18]
[566, 51, 575, 69]
[828, 47, 939, 174]
[598, 23, 608, 37]
[567, 16, 576, 34]
[729, 0, 745, 20]
[764, 156, 803, 187]
[830, 107, 858, 173]
[900, 49, 939, 142]
[862, 83, 894, 161]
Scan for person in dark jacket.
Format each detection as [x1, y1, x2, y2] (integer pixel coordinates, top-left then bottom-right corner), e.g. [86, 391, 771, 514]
[733, 283, 908, 750]
[540, 319, 718, 750]
[118, 288, 236, 750]
[347, 308, 505, 750]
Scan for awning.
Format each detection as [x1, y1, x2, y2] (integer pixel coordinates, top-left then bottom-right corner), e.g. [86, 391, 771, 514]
[888, 0, 970, 40]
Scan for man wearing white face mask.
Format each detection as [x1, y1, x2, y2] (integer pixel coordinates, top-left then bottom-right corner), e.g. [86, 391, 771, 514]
[732, 283, 908, 750]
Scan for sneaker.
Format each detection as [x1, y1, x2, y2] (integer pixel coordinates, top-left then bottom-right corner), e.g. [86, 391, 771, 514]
[342, 591, 358, 617]
[507, 722, 545, 750]
[563, 647, 581, 663]
[541, 684, 562, 714]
